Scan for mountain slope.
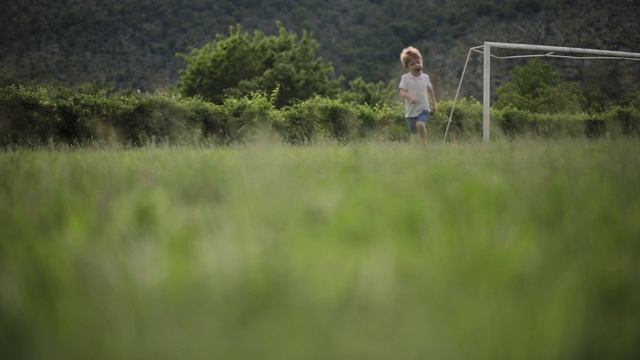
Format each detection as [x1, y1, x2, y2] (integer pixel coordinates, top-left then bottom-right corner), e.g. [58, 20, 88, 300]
[1, 0, 638, 98]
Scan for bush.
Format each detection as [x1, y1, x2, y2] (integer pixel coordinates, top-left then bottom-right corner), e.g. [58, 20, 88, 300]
[52, 91, 113, 145]
[180, 97, 231, 144]
[0, 85, 54, 147]
[339, 77, 397, 107]
[497, 106, 590, 139]
[281, 99, 323, 144]
[314, 98, 359, 143]
[2, 80, 639, 148]
[221, 91, 283, 143]
[107, 92, 196, 146]
[496, 59, 583, 115]
[584, 118, 607, 139]
[434, 98, 485, 141]
[177, 22, 340, 107]
[365, 103, 407, 142]
[280, 97, 405, 144]
[353, 103, 398, 140]
[609, 106, 640, 137]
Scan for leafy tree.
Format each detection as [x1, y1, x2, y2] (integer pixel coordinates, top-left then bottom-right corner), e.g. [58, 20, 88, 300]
[177, 21, 340, 107]
[339, 77, 397, 106]
[496, 59, 583, 114]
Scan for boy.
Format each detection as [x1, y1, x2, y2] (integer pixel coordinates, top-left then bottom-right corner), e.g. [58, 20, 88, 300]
[399, 46, 437, 144]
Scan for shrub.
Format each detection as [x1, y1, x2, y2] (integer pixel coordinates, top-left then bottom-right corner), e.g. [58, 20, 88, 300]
[143, 92, 193, 144]
[281, 100, 322, 144]
[497, 106, 588, 139]
[2, 80, 638, 149]
[339, 77, 397, 107]
[52, 91, 114, 145]
[107, 92, 194, 146]
[180, 97, 231, 144]
[0, 85, 54, 147]
[496, 59, 583, 114]
[612, 106, 640, 137]
[435, 98, 485, 141]
[584, 118, 607, 139]
[281, 97, 387, 144]
[366, 103, 407, 142]
[282, 97, 410, 144]
[177, 22, 340, 107]
[314, 97, 359, 143]
[220, 90, 283, 143]
[109, 94, 152, 146]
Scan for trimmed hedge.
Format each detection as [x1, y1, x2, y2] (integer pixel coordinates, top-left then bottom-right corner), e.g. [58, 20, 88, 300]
[0, 85, 54, 146]
[1, 84, 639, 148]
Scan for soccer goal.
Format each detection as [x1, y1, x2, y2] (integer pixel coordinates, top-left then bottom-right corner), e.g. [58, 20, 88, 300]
[444, 42, 640, 142]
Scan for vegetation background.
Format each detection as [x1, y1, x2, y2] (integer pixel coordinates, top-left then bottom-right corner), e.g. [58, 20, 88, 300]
[2, 2, 640, 359]
[2, 0, 639, 98]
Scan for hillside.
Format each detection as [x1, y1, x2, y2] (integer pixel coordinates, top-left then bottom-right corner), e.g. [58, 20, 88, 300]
[2, 0, 639, 99]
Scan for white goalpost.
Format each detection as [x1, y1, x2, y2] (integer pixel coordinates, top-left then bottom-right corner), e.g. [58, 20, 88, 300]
[444, 41, 640, 142]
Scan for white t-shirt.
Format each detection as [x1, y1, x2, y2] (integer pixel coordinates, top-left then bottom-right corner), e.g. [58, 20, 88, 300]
[399, 72, 432, 118]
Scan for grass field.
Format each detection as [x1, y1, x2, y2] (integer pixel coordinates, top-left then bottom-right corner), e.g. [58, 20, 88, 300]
[1, 139, 640, 359]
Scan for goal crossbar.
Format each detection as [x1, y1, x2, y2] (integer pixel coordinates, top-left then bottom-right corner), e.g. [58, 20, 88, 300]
[482, 42, 640, 141]
[443, 42, 640, 142]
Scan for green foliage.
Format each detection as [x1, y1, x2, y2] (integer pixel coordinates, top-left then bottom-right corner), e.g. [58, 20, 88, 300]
[279, 100, 318, 144]
[280, 97, 404, 144]
[496, 59, 583, 114]
[2, 80, 639, 149]
[609, 105, 640, 138]
[313, 97, 360, 142]
[221, 90, 284, 142]
[434, 98, 487, 142]
[0, 71, 23, 88]
[581, 91, 640, 138]
[105, 92, 191, 146]
[177, 25, 261, 104]
[339, 77, 397, 106]
[496, 106, 587, 139]
[0, 85, 53, 146]
[2, 0, 639, 99]
[177, 22, 340, 107]
[280, 97, 360, 144]
[52, 92, 106, 145]
[180, 97, 231, 143]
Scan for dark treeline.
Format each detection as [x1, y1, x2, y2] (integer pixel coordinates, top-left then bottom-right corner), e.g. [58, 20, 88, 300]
[2, 0, 639, 99]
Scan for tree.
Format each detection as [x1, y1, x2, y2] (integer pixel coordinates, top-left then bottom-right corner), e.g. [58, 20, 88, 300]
[177, 21, 340, 107]
[496, 58, 582, 114]
[339, 77, 397, 106]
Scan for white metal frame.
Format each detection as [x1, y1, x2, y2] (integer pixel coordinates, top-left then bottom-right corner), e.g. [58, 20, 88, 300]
[443, 42, 640, 142]
[482, 42, 640, 141]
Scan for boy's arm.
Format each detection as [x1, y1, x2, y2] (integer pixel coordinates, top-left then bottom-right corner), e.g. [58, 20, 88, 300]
[400, 88, 417, 104]
[427, 86, 437, 112]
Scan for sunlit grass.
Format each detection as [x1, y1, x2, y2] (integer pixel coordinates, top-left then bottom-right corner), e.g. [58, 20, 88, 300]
[1, 139, 639, 359]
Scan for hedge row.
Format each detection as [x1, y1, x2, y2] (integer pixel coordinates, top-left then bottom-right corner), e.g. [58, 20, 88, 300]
[1, 85, 639, 148]
[0, 85, 410, 147]
[434, 97, 640, 141]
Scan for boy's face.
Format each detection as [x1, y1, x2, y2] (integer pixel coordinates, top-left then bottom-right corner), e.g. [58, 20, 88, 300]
[408, 58, 423, 75]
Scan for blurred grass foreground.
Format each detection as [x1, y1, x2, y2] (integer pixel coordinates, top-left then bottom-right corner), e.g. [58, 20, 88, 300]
[1, 139, 640, 359]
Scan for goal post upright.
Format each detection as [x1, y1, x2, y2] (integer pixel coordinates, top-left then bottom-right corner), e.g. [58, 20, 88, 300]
[479, 41, 640, 142]
[483, 42, 491, 141]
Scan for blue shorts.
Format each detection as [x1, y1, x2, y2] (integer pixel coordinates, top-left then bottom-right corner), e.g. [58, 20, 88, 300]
[405, 109, 431, 133]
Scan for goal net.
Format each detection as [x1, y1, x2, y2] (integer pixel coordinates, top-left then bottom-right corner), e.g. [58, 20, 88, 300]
[444, 42, 640, 141]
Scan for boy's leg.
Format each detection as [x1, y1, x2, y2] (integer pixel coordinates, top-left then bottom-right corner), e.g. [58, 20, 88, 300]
[415, 110, 430, 144]
[416, 121, 427, 144]
[406, 117, 419, 143]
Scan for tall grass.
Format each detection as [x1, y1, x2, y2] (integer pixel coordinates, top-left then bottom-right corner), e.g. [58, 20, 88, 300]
[1, 139, 639, 359]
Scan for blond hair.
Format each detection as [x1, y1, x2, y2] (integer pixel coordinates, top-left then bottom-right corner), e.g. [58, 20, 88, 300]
[400, 46, 422, 69]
